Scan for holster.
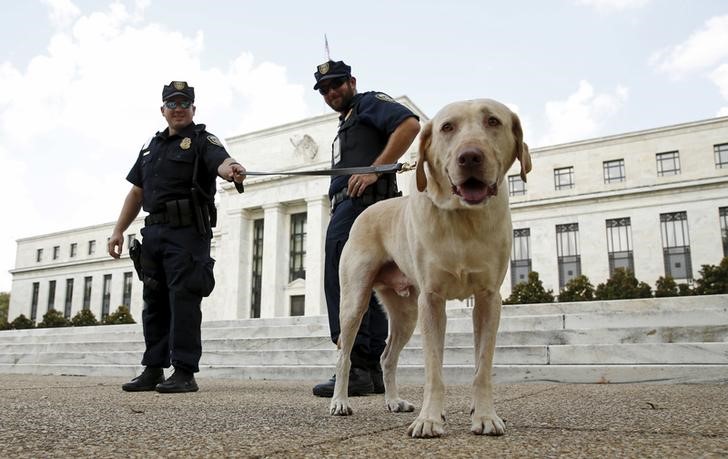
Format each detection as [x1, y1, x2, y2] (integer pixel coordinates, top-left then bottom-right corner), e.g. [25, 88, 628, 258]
[360, 175, 401, 207]
[128, 238, 160, 290]
[190, 187, 212, 237]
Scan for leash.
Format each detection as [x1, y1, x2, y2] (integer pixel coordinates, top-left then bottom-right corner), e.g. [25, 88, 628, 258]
[233, 161, 416, 193]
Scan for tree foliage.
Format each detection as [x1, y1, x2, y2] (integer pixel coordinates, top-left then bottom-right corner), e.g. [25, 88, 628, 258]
[692, 257, 728, 295]
[558, 275, 595, 302]
[654, 276, 679, 297]
[595, 268, 652, 300]
[70, 309, 99, 327]
[9, 314, 35, 330]
[37, 309, 71, 328]
[504, 271, 554, 304]
[103, 305, 136, 325]
[0, 291, 9, 325]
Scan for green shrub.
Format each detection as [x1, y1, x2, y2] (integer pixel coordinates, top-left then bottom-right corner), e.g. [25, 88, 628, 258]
[677, 283, 693, 296]
[558, 275, 595, 302]
[10, 314, 35, 329]
[504, 271, 554, 304]
[103, 305, 136, 325]
[70, 309, 99, 327]
[654, 276, 679, 297]
[0, 320, 9, 331]
[37, 309, 71, 328]
[595, 268, 652, 300]
[692, 257, 728, 295]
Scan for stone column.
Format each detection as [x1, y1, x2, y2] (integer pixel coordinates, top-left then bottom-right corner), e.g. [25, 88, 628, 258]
[305, 195, 329, 316]
[260, 203, 286, 318]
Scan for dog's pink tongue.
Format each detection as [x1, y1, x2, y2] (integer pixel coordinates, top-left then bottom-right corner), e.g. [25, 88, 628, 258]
[459, 187, 488, 202]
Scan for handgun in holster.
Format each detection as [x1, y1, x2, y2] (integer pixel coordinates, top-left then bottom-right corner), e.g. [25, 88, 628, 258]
[128, 238, 159, 290]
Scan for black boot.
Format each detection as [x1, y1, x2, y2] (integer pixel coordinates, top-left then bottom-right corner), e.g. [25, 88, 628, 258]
[155, 367, 199, 393]
[312, 367, 374, 398]
[122, 367, 164, 392]
[370, 363, 385, 394]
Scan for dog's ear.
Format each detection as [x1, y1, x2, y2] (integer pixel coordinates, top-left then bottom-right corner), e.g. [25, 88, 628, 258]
[416, 121, 432, 192]
[511, 112, 532, 182]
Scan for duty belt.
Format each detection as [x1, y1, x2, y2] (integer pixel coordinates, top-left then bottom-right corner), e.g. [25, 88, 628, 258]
[144, 212, 169, 226]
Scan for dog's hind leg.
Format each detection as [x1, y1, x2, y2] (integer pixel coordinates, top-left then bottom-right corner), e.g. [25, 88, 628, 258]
[470, 290, 505, 435]
[376, 289, 417, 413]
[407, 291, 447, 438]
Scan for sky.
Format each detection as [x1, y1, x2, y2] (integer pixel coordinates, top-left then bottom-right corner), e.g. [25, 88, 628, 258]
[1, 0, 727, 292]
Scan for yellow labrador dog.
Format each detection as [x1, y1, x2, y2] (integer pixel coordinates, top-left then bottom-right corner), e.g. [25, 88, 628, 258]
[330, 99, 531, 438]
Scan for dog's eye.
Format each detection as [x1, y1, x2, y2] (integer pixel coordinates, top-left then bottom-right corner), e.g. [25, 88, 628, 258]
[441, 122, 454, 132]
[486, 116, 501, 127]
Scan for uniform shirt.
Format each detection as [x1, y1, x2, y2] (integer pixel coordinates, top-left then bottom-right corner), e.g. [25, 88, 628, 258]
[330, 91, 418, 192]
[127, 122, 230, 212]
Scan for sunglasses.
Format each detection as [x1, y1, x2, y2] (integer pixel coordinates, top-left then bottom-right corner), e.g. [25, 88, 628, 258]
[164, 100, 193, 109]
[318, 77, 348, 95]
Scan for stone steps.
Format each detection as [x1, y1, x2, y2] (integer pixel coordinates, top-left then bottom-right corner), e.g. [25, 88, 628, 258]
[0, 295, 726, 384]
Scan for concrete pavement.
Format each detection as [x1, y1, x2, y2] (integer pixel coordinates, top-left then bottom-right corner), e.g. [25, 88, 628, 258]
[0, 374, 726, 458]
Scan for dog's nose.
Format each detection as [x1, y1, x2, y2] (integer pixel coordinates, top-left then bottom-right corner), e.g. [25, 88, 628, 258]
[457, 148, 484, 168]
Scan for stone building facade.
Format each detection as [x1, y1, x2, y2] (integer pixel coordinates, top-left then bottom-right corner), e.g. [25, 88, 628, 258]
[8, 99, 728, 324]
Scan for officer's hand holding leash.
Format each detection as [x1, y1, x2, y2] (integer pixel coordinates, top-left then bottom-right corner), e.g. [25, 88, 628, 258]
[217, 158, 247, 193]
[347, 172, 378, 198]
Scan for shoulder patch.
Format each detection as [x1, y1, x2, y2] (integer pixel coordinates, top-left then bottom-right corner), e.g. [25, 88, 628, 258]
[207, 135, 223, 147]
[375, 93, 396, 103]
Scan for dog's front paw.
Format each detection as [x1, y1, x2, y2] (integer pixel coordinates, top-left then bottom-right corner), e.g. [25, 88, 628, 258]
[330, 398, 353, 416]
[471, 414, 505, 436]
[385, 398, 415, 413]
[407, 416, 445, 438]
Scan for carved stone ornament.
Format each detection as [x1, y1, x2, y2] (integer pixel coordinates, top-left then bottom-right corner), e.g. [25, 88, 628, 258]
[290, 134, 319, 161]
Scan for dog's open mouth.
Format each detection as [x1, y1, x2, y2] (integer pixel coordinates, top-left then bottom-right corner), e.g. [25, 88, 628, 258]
[452, 178, 497, 204]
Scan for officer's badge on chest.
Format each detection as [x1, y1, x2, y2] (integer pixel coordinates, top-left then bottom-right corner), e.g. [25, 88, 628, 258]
[180, 137, 192, 150]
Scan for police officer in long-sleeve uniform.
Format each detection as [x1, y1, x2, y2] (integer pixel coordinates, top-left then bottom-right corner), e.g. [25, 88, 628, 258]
[312, 61, 420, 397]
[108, 81, 246, 393]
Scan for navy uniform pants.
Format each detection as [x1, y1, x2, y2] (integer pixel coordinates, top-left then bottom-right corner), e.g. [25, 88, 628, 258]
[139, 224, 214, 373]
[324, 198, 388, 369]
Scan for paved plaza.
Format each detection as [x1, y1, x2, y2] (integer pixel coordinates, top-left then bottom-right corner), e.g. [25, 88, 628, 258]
[0, 374, 726, 458]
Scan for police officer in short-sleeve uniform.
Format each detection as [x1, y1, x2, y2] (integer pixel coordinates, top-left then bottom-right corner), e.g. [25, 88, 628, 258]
[108, 81, 246, 393]
[312, 61, 420, 397]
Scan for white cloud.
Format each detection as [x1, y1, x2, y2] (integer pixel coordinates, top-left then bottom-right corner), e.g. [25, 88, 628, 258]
[42, 0, 81, 29]
[651, 15, 728, 76]
[573, 0, 651, 13]
[538, 80, 628, 146]
[0, 0, 309, 291]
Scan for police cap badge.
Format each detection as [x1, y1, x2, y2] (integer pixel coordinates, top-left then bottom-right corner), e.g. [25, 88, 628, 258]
[313, 60, 351, 90]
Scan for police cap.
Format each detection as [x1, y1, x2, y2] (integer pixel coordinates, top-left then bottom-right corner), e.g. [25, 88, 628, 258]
[313, 60, 351, 90]
[162, 81, 195, 101]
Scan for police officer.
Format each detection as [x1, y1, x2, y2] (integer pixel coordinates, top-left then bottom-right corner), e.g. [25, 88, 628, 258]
[311, 60, 420, 397]
[108, 81, 246, 393]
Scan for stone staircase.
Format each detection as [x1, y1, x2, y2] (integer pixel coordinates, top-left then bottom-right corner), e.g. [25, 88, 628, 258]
[1, 295, 726, 384]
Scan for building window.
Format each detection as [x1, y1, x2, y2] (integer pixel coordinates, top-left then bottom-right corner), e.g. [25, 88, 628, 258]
[88, 240, 96, 255]
[556, 223, 581, 289]
[31, 282, 40, 321]
[289, 212, 307, 282]
[47, 280, 56, 311]
[64, 279, 74, 319]
[606, 218, 634, 276]
[53, 246, 60, 260]
[290, 295, 305, 317]
[603, 159, 625, 184]
[721, 207, 728, 257]
[36, 248, 43, 263]
[510, 228, 532, 288]
[101, 274, 112, 320]
[250, 219, 264, 319]
[554, 166, 574, 190]
[656, 151, 680, 176]
[70, 243, 77, 258]
[660, 211, 692, 281]
[715, 143, 728, 168]
[83, 276, 92, 310]
[508, 175, 526, 196]
[122, 272, 133, 307]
